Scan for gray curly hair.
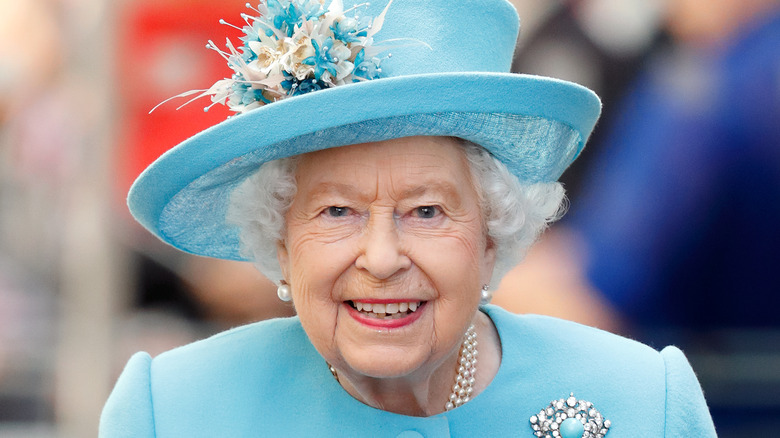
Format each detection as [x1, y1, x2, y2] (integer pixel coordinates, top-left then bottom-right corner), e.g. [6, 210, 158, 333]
[227, 139, 567, 288]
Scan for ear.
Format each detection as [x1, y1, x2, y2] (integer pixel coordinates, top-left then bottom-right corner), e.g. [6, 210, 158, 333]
[481, 238, 497, 286]
[276, 239, 291, 283]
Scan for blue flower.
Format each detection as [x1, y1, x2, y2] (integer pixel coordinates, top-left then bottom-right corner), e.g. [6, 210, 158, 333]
[264, 0, 298, 36]
[266, 0, 324, 37]
[352, 49, 385, 81]
[281, 73, 328, 96]
[302, 37, 343, 80]
[231, 80, 272, 105]
[297, 0, 325, 21]
[330, 17, 367, 44]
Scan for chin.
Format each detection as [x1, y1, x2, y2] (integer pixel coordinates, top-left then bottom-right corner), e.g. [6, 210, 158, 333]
[340, 345, 432, 380]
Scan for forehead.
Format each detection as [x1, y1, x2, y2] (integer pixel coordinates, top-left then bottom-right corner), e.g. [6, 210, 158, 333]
[294, 136, 474, 192]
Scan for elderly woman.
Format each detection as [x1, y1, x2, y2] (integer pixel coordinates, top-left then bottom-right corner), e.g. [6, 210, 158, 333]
[100, 0, 716, 436]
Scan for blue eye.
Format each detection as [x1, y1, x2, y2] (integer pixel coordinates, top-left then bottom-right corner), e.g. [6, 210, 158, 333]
[415, 206, 439, 219]
[327, 206, 350, 217]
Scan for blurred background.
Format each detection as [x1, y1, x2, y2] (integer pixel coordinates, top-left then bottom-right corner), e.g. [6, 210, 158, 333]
[0, 0, 777, 436]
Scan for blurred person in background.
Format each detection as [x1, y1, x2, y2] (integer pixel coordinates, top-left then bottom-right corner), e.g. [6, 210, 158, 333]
[495, 0, 668, 329]
[510, 0, 667, 195]
[497, 0, 780, 435]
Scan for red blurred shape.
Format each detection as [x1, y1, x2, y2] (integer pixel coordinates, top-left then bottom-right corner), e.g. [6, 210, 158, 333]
[116, 0, 247, 204]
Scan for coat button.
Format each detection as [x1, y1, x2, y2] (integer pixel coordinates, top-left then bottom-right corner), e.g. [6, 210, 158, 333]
[395, 431, 424, 438]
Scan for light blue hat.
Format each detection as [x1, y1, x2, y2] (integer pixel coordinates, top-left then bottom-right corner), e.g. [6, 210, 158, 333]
[129, 0, 601, 260]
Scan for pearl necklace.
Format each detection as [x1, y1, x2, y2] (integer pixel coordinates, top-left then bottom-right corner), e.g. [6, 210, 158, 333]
[327, 324, 478, 412]
[445, 324, 477, 411]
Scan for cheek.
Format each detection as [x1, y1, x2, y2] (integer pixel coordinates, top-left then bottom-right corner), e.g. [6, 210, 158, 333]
[286, 236, 358, 359]
[284, 227, 363, 332]
[408, 229, 486, 292]
[288, 235, 358, 288]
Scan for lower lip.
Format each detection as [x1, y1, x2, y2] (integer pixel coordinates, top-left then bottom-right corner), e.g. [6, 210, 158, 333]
[344, 302, 426, 329]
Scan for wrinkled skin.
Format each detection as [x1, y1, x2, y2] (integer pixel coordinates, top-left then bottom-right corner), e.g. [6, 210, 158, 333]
[277, 136, 500, 416]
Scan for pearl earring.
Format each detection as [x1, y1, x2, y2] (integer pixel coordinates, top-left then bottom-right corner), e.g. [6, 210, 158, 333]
[277, 281, 292, 302]
[480, 284, 493, 305]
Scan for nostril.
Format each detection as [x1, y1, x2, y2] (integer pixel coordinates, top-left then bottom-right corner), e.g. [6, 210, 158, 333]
[355, 252, 411, 279]
[355, 221, 411, 279]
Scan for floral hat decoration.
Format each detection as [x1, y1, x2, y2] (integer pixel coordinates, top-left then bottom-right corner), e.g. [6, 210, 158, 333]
[129, 0, 601, 260]
[155, 0, 404, 114]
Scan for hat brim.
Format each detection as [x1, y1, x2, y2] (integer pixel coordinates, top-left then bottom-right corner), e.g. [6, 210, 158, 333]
[128, 72, 601, 260]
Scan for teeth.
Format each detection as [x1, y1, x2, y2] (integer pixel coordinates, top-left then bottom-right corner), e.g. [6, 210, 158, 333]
[350, 301, 422, 318]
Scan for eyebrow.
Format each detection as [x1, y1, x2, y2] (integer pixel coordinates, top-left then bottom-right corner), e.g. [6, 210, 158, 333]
[302, 180, 463, 205]
[302, 182, 368, 201]
[398, 181, 461, 202]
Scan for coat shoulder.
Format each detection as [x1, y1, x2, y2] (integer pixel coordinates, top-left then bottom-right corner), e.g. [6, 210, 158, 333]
[105, 316, 321, 437]
[483, 306, 716, 437]
[153, 315, 306, 369]
[486, 305, 660, 363]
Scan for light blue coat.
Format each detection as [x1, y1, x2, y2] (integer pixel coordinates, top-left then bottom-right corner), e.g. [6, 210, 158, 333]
[100, 305, 716, 437]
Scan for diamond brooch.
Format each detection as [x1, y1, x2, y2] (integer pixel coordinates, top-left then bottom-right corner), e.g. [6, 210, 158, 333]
[529, 393, 610, 438]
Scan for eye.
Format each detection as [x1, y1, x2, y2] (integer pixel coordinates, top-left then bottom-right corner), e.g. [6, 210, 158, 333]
[325, 206, 351, 217]
[414, 206, 440, 219]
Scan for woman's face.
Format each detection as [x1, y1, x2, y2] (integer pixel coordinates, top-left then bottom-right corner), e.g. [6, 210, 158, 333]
[277, 136, 496, 380]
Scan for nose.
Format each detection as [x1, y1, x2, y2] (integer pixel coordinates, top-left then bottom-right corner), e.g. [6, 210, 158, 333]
[355, 214, 411, 280]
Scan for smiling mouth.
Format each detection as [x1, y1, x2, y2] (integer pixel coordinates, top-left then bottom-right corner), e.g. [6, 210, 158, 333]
[347, 301, 425, 320]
